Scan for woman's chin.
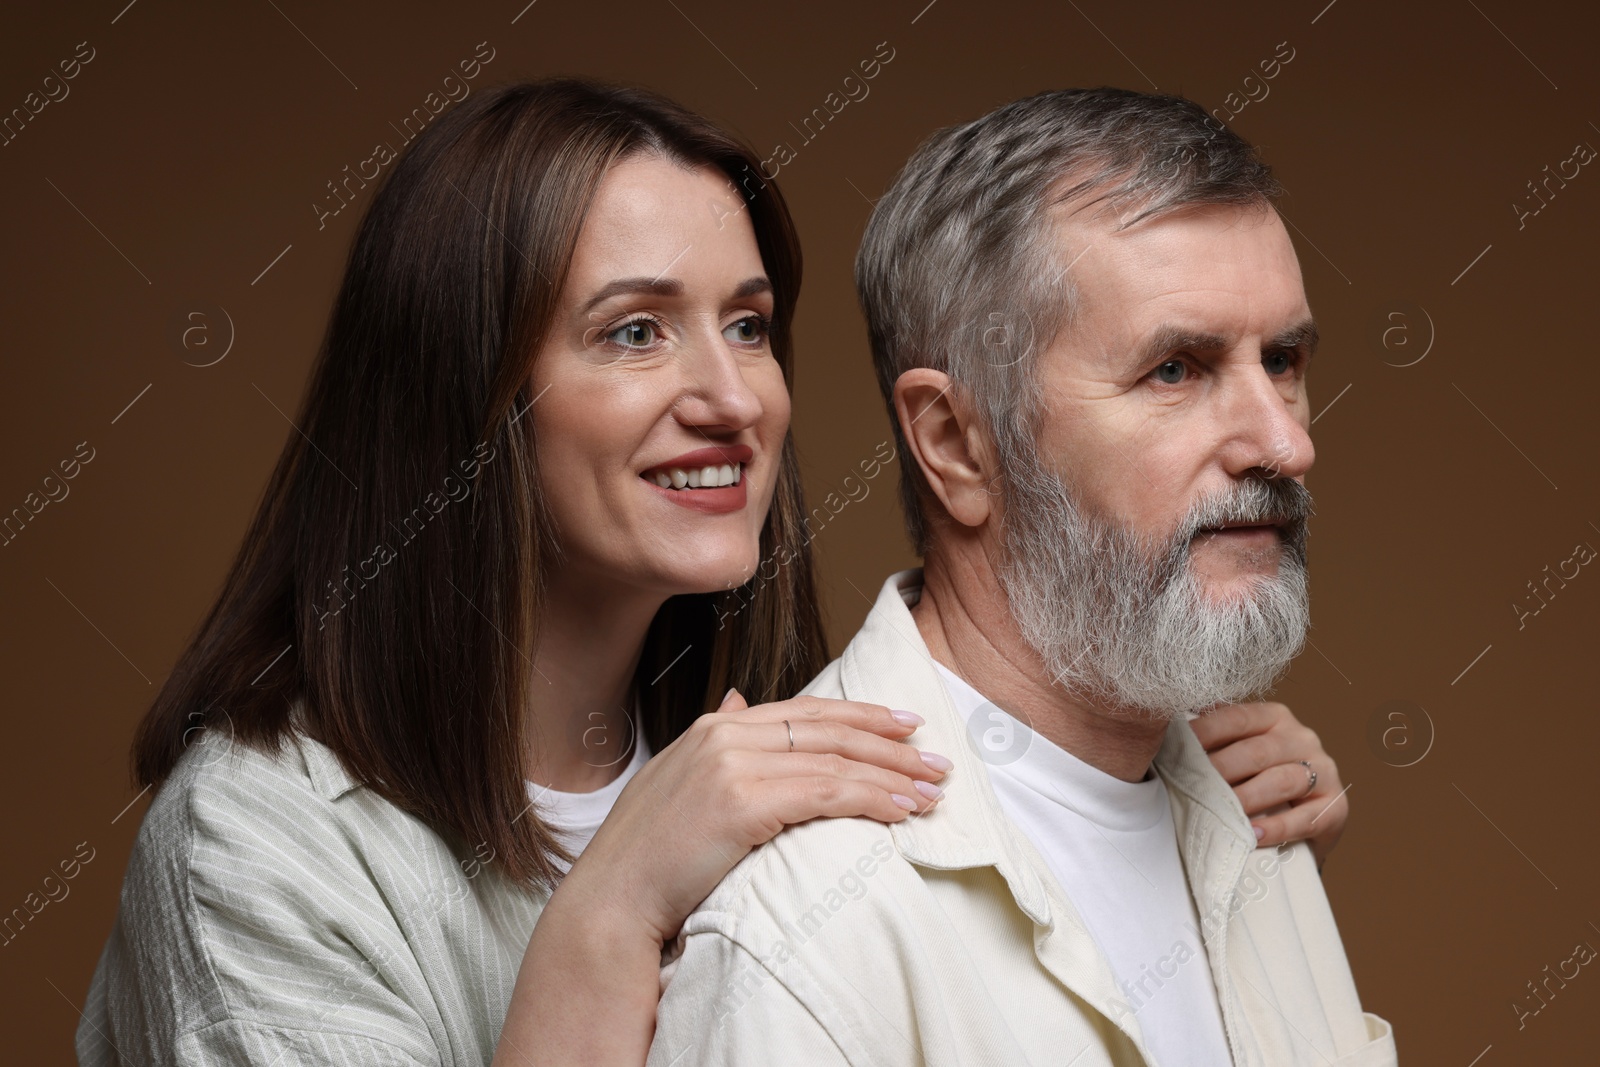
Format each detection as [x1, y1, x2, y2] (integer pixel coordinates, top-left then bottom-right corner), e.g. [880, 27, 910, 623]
[656, 556, 764, 598]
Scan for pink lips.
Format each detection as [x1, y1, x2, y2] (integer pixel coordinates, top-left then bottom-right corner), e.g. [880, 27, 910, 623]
[643, 444, 754, 474]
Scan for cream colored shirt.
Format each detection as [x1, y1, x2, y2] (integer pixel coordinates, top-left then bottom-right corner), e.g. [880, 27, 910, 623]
[648, 569, 1398, 1067]
[933, 661, 1234, 1066]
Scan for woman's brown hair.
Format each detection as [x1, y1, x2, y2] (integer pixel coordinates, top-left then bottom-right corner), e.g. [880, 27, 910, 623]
[132, 79, 829, 889]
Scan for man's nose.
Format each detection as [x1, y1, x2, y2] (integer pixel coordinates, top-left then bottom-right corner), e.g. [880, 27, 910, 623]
[1217, 360, 1315, 481]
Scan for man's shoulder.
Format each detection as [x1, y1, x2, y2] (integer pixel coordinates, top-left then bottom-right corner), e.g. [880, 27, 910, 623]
[683, 637, 954, 941]
[692, 803, 912, 932]
[695, 655, 917, 910]
[795, 655, 845, 699]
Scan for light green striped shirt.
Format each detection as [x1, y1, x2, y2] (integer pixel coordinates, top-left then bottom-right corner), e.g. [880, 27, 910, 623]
[77, 723, 549, 1065]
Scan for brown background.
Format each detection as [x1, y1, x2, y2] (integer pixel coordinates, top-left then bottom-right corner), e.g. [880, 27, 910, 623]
[2, 0, 1596, 1061]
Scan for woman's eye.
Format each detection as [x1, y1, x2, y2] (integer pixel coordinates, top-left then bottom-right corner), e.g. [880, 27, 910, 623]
[1153, 359, 1187, 385]
[723, 316, 768, 345]
[607, 320, 659, 349]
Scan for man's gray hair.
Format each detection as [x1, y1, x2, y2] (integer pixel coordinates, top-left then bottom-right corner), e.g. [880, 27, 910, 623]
[856, 87, 1284, 553]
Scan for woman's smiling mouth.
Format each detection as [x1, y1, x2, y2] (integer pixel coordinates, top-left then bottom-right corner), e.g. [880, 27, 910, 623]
[645, 461, 742, 490]
[640, 445, 754, 513]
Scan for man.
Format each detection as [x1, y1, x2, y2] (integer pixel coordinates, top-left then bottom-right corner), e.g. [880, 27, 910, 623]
[647, 87, 1397, 1066]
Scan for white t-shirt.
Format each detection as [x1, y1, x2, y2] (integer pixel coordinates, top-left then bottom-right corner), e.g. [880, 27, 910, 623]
[935, 662, 1234, 1067]
[527, 714, 652, 871]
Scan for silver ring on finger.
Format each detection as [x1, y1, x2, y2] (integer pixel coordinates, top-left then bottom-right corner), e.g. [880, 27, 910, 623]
[784, 719, 795, 753]
[1298, 759, 1317, 795]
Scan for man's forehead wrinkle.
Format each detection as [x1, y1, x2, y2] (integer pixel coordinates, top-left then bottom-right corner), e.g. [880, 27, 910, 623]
[1050, 237, 1313, 378]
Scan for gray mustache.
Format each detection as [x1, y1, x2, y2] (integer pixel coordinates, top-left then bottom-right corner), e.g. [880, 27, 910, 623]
[1182, 475, 1314, 541]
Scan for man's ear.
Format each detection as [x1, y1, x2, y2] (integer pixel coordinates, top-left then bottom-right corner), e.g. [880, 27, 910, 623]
[893, 369, 994, 531]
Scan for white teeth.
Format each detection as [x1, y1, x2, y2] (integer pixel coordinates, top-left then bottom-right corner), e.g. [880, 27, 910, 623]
[648, 462, 743, 490]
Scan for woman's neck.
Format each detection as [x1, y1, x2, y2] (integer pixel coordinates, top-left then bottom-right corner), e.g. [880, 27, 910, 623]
[524, 569, 663, 792]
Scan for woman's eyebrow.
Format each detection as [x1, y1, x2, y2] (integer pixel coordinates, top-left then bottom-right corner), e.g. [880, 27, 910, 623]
[581, 277, 683, 313]
[731, 276, 772, 299]
[580, 275, 772, 314]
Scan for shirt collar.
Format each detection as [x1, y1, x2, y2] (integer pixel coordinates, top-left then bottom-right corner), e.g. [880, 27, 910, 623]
[835, 568, 1259, 926]
[1153, 709, 1259, 929]
[287, 702, 365, 802]
[837, 569, 1054, 924]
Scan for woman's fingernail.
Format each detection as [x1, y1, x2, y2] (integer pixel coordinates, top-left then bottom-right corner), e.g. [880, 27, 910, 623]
[1252, 824, 1266, 841]
[919, 751, 953, 773]
[722, 687, 738, 704]
[890, 709, 925, 727]
[914, 780, 943, 801]
[891, 793, 917, 811]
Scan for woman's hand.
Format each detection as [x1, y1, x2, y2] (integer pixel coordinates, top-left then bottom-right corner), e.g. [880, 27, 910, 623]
[1191, 701, 1347, 870]
[583, 688, 948, 945]
[494, 690, 948, 1067]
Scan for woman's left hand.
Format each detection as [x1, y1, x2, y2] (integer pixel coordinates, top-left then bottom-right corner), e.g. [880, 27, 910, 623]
[1191, 701, 1347, 870]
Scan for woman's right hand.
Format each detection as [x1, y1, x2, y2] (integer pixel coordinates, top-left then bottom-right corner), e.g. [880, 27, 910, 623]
[494, 691, 948, 1067]
[577, 689, 949, 946]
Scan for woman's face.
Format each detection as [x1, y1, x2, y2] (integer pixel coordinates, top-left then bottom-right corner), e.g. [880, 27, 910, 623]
[531, 154, 790, 602]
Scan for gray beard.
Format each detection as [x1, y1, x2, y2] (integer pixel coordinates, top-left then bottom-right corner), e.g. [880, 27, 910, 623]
[997, 446, 1314, 719]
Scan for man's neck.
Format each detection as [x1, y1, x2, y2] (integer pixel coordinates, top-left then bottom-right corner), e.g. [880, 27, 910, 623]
[911, 544, 1171, 783]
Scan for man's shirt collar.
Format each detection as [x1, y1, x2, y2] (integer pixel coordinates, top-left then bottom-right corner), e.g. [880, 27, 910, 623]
[836, 568, 1258, 931]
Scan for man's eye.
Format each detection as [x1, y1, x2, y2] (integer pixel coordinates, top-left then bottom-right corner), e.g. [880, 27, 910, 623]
[723, 316, 768, 345]
[607, 320, 658, 348]
[1153, 359, 1187, 384]
[1264, 350, 1295, 375]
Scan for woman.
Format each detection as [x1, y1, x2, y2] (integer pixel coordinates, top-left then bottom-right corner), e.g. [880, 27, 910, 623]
[77, 79, 1349, 1065]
